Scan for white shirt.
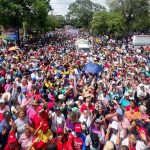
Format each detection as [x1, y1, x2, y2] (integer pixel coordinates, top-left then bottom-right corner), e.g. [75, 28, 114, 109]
[51, 112, 65, 132]
[79, 114, 92, 128]
[122, 138, 149, 150]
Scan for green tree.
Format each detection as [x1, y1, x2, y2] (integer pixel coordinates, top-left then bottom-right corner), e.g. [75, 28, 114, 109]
[106, 0, 150, 33]
[91, 11, 126, 35]
[91, 11, 108, 34]
[67, 0, 105, 28]
[107, 12, 126, 35]
[0, 0, 51, 30]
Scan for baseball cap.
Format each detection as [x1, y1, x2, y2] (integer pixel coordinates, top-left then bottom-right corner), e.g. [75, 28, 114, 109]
[41, 123, 49, 131]
[36, 105, 44, 113]
[138, 127, 147, 136]
[0, 99, 5, 104]
[39, 88, 44, 93]
[3, 111, 11, 118]
[26, 93, 32, 98]
[124, 93, 129, 97]
[78, 96, 84, 101]
[54, 107, 60, 111]
[58, 94, 64, 100]
[75, 124, 82, 133]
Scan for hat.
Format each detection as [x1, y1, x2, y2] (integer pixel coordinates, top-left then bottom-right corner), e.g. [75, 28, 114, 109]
[124, 93, 129, 97]
[39, 88, 44, 93]
[110, 121, 118, 130]
[3, 111, 11, 118]
[0, 99, 5, 104]
[137, 91, 146, 98]
[78, 96, 84, 101]
[41, 123, 49, 131]
[47, 102, 54, 109]
[54, 107, 60, 111]
[31, 77, 36, 81]
[75, 124, 82, 133]
[69, 85, 73, 89]
[103, 141, 114, 150]
[56, 128, 64, 134]
[26, 92, 32, 98]
[116, 108, 123, 115]
[138, 127, 147, 135]
[36, 105, 44, 113]
[58, 94, 64, 100]
[8, 132, 17, 144]
[84, 93, 92, 98]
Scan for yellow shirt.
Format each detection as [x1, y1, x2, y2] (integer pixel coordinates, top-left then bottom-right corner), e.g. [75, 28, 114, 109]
[37, 129, 53, 143]
[44, 81, 53, 88]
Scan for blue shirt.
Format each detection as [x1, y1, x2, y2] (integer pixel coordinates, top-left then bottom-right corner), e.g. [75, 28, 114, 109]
[0, 120, 11, 134]
[119, 98, 130, 107]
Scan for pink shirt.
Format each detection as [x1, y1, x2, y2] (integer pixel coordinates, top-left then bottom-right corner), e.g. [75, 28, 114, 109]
[27, 81, 33, 91]
[19, 133, 33, 149]
[27, 106, 36, 124]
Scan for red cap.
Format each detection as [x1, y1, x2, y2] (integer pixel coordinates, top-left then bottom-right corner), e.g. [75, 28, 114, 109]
[56, 128, 64, 134]
[41, 123, 49, 131]
[36, 105, 44, 113]
[8, 132, 17, 144]
[138, 127, 147, 135]
[26, 92, 32, 97]
[75, 124, 82, 133]
[47, 102, 54, 109]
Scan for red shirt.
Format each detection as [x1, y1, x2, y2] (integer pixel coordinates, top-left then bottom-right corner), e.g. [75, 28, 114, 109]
[32, 112, 49, 129]
[80, 104, 95, 113]
[4, 144, 19, 150]
[57, 138, 68, 150]
[68, 133, 84, 150]
[0, 68, 6, 77]
[125, 105, 139, 112]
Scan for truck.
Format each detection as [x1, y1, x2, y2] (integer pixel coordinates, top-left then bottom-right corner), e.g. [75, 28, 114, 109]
[132, 35, 150, 46]
[75, 38, 91, 53]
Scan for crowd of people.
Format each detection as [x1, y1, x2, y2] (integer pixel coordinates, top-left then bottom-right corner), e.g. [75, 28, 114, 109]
[0, 31, 150, 150]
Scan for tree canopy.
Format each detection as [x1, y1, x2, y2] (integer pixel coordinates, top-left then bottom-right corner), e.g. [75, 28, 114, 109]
[106, 0, 150, 33]
[67, 0, 105, 28]
[91, 11, 125, 35]
[91, 0, 150, 35]
[0, 0, 51, 30]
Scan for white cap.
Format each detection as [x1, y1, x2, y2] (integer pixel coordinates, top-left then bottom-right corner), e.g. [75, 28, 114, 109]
[124, 93, 129, 97]
[69, 85, 74, 89]
[58, 94, 64, 100]
[137, 91, 146, 97]
[78, 96, 84, 101]
[0, 99, 5, 103]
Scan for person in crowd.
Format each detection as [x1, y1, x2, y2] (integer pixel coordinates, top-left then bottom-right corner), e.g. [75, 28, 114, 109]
[0, 31, 149, 150]
[14, 108, 28, 138]
[68, 123, 86, 150]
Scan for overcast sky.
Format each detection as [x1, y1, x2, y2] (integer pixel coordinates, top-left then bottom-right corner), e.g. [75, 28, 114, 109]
[51, 0, 106, 16]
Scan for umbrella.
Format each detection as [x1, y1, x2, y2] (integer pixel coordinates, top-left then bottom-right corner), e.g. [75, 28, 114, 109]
[8, 46, 19, 51]
[84, 62, 103, 74]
